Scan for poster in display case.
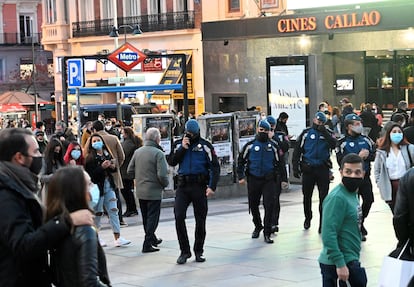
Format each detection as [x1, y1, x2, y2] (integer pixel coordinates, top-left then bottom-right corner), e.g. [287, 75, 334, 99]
[145, 117, 173, 155]
[238, 117, 257, 151]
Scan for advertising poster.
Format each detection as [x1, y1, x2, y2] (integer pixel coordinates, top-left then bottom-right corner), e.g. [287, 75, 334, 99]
[146, 117, 172, 155]
[208, 119, 233, 176]
[269, 65, 306, 140]
[238, 117, 256, 150]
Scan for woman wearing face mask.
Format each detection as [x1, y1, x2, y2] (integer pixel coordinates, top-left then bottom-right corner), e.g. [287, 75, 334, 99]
[64, 141, 85, 166]
[374, 122, 414, 213]
[46, 166, 111, 287]
[84, 134, 131, 247]
[39, 138, 66, 203]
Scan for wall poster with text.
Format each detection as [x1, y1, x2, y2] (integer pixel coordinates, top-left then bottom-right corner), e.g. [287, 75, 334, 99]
[238, 117, 257, 151]
[146, 117, 172, 155]
[207, 118, 233, 177]
[269, 64, 306, 140]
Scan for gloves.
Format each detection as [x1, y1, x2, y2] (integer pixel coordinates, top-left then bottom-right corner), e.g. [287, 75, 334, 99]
[317, 124, 327, 133]
[293, 170, 302, 178]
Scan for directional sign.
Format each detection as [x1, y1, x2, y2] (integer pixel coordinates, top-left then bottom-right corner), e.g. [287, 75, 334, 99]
[107, 42, 147, 72]
[67, 59, 85, 88]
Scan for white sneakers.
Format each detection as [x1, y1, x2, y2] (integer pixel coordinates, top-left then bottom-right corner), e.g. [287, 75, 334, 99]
[99, 237, 107, 247]
[114, 237, 131, 247]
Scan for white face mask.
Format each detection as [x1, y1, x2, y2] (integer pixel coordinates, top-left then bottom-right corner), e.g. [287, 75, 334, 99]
[351, 125, 363, 134]
[105, 125, 112, 131]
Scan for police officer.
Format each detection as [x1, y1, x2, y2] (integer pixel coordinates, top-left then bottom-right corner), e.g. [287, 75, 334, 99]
[237, 120, 287, 243]
[168, 119, 220, 264]
[292, 112, 337, 233]
[336, 113, 375, 241]
[266, 115, 290, 233]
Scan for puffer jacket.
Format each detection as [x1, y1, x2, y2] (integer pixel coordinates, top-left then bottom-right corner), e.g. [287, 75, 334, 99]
[51, 225, 111, 287]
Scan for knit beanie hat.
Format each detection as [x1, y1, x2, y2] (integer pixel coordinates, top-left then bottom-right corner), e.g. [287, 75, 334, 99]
[185, 119, 200, 134]
[258, 120, 271, 131]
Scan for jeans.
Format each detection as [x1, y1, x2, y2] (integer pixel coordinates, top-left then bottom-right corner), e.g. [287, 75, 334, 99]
[94, 178, 120, 234]
[320, 261, 367, 287]
[121, 178, 137, 212]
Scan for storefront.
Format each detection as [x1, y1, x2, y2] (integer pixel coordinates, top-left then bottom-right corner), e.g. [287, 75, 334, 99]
[201, 1, 414, 119]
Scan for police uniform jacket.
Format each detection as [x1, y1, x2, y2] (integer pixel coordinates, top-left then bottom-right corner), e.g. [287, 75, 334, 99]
[292, 126, 337, 172]
[237, 136, 287, 181]
[168, 135, 220, 191]
[336, 134, 376, 174]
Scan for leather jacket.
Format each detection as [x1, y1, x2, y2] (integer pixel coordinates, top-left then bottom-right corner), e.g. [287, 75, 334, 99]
[51, 225, 111, 287]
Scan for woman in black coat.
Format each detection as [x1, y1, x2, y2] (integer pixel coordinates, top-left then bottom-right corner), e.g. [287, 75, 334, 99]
[120, 127, 142, 217]
[46, 166, 111, 287]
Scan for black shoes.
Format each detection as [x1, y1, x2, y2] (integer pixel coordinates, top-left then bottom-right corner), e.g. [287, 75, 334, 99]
[361, 225, 368, 236]
[195, 254, 206, 262]
[123, 210, 139, 217]
[318, 226, 322, 234]
[177, 252, 192, 264]
[252, 226, 264, 238]
[142, 246, 160, 253]
[152, 238, 163, 247]
[264, 235, 274, 244]
[304, 219, 311, 230]
[271, 225, 279, 233]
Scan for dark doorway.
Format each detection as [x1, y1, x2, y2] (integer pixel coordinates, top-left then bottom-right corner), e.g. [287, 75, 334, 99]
[212, 93, 247, 113]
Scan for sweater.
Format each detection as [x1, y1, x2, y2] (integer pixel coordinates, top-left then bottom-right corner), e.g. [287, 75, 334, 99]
[318, 183, 361, 268]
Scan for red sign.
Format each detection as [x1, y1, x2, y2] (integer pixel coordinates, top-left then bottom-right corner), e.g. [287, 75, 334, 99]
[143, 58, 163, 72]
[107, 42, 147, 72]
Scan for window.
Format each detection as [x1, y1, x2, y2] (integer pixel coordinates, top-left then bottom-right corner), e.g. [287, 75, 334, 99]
[19, 15, 34, 44]
[102, 0, 114, 19]
[228, 0, 240, 12]
[0, 59, 4, 82]
[124, 0, 140, 17]
[80, 0, 94, 21]
[148, 0, 166, 14]
[46, 0, 57, 23]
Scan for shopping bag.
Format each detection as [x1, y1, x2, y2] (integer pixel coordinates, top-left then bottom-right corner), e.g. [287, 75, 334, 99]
[378, 240, 414, 287]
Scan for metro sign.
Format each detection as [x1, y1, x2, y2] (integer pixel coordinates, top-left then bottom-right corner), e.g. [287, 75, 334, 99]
[107, 42, 147, 72]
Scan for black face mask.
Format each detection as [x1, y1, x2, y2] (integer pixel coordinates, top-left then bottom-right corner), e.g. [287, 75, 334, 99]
[54, 152, 60, 160]
[257, 132, 268, 142]
[342, 177, 364, 193]
[28, 156, 43, 175]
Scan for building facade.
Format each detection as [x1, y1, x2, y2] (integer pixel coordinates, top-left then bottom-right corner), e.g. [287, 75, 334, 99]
[201, 0, 414, 129]
[0, 0, 54, 121]
[41, 0, 205, 121]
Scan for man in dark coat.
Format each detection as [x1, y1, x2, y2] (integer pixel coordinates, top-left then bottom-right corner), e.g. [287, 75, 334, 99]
[0, 128, 93, 287]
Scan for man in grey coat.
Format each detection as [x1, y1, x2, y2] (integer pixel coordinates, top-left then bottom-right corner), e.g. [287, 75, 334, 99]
[127, 127, 169, 253]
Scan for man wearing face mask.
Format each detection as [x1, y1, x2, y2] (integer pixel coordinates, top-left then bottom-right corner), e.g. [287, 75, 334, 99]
[319, 153, 367, 287]
[168, 119, 220, 264]
[336, 113, 376, 241]
[0, 128, 94, 287]
[293, 112, 337, 233]
[238, 120, 287, 243]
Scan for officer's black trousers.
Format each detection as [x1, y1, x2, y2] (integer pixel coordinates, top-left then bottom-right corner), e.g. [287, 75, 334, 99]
[302, 166, 330, 228]
[359, 175, 374, 219]
[247, 175, 277, 236]
[174, 183, 207, 255]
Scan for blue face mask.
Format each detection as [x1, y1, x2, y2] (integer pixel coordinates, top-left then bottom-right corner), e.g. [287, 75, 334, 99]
[71, 149, 81, 160]
[390, 133, 403, 144]
[92, 141, 103, 150]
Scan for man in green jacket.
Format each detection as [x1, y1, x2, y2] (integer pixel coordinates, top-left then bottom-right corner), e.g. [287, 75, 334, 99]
[127, 127, 169, 253]
[319, 153, 367, 287]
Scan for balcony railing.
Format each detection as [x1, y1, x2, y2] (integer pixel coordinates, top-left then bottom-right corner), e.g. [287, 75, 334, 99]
[0, 33, 42, 46]
[72, 11, 195, 38]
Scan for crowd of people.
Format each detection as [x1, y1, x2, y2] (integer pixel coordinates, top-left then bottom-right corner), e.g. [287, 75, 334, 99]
[2, 99, 414, 286]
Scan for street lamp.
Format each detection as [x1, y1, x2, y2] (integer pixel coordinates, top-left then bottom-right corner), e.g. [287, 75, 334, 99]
[109, 24, 143, 42]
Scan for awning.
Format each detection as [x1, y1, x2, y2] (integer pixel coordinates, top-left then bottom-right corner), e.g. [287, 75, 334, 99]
[0, 103, 28, 113]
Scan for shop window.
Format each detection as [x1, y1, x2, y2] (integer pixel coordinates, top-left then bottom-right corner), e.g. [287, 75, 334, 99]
[228, 0, 240, 12]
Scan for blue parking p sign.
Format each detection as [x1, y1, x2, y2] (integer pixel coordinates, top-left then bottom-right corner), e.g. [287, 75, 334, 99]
[67, 59, 84, 88]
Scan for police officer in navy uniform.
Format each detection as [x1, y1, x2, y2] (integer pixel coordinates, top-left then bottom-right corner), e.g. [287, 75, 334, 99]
[336, 113, 375, 241]
[266, 115, 290, 233]
[237, 120, 287, 243]
[168, 119, 220, 264]
[292, 112, 337, 233]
